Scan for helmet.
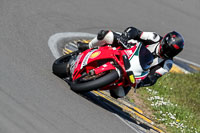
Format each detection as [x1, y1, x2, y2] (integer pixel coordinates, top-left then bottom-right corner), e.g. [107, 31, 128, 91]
[159, 31, 184, 59]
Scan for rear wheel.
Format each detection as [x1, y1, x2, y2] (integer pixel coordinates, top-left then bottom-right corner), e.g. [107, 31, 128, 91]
[70, 70, 119, 93]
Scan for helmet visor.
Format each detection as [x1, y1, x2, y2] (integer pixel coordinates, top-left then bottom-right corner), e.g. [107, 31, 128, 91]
[160, 38, 179, 58]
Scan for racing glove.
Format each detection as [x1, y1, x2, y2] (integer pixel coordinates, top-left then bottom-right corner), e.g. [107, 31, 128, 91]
[77, 42, 89, 52]
[117, 27, 143, 49]
[117, 33, 130, 48]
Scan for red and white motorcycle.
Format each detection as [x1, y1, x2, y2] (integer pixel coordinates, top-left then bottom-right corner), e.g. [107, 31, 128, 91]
[52, 40, 153, 96]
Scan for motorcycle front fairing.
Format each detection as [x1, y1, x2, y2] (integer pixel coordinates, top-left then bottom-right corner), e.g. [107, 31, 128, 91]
[70, 46, 121, 81]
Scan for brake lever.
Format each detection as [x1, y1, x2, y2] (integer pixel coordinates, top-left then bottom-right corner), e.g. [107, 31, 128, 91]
[117, 38, 129, 49]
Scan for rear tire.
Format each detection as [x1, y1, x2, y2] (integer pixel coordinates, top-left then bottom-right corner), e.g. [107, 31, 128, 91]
[70, 70, 119, 93]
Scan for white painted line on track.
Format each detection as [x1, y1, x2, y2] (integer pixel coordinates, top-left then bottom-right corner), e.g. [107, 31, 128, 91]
[48, 32, 95, 59]
[48, 33, 61, 59]
[175, 56, 200, 68]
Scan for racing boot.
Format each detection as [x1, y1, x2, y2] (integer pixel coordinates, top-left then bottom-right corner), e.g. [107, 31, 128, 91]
[77, 42, 89, 52]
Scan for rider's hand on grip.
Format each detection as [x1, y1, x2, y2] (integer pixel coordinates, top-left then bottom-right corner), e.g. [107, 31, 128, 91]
[77, 42, 89, 52]
[117, 33, 130, 49]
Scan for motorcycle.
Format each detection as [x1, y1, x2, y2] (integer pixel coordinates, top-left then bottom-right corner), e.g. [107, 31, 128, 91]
[52, 41, 153, 94]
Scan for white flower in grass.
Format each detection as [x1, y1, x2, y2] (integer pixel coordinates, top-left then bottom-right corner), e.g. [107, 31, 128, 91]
[160, 118, 166, 121]
[168, 113, 176, 120]
[151, 103, 155, 106]
[147, 97, 154, 101]
[152, 90, 158, 95]
[180, 123, 184, 128]
[160, 97, 164, 101]
[171, 116, 176, 120]
[169, 121, 176, 127]
[162, 101, 167, 106]
[146, 88, 152, 92]
[154, 96, 160, 100]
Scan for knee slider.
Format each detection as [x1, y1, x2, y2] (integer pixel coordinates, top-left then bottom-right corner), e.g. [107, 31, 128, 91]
[97, 30, 109, 40]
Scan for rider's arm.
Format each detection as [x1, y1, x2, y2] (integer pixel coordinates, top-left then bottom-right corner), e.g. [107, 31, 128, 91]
[123, 27, 161, 45]
[88, 27, 161, 48]
[89, 30, 120, 48]
[137, 59, 173, 88]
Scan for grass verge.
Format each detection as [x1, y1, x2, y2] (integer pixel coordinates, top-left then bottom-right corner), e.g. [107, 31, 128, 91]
[129, 72, 200, 133]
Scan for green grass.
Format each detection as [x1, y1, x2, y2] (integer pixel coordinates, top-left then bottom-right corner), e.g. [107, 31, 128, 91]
[136, 72, 200, 133]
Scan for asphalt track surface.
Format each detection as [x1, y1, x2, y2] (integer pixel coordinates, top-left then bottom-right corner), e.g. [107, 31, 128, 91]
[1, 0, 200, 133]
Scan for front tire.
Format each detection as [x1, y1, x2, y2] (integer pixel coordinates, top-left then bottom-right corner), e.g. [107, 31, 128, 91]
[52, 54, 71, 78]
[70, 70, 119, 93]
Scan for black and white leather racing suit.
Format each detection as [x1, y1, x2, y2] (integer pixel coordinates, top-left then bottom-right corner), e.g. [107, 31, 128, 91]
[87, 27, 173, 97]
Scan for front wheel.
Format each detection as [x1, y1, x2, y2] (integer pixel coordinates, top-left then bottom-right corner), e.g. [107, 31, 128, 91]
[70, 70, 119, 93]
[52, 51, 79, 78]
[52, 54, 72, 78]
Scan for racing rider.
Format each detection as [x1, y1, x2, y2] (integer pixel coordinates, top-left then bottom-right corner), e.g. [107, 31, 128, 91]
[78, 27, 184, 98]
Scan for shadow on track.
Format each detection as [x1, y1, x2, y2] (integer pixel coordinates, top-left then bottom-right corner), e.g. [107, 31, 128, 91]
[78, 91, 156, 132]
